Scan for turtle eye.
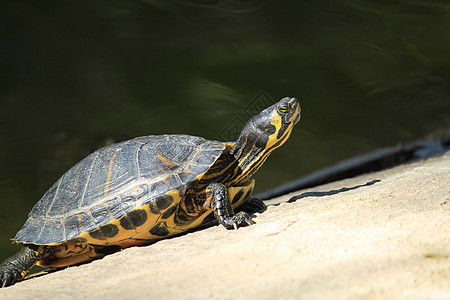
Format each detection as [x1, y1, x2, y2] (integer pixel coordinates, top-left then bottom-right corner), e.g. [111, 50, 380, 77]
[278, 105, 289, 114]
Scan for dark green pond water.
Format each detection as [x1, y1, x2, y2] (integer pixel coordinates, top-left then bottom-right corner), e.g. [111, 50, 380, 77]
[1, 1, 449, 259]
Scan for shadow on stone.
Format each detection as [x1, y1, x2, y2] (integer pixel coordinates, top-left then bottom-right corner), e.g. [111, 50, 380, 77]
[286, 179, 381, 203]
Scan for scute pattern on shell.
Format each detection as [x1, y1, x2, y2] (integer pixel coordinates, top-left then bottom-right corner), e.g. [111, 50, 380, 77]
[14, 135, 225, 245]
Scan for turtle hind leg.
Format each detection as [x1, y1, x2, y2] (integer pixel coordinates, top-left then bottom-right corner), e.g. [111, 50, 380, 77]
[204, 183, 254, 230]
[0, 246, 42, 287]
[237, 197, 267, 214]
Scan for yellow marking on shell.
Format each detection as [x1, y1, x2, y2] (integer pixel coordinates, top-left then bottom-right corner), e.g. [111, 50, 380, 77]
[158, 154, 179, 167]
[225, 142, 236, 148]
[104, 148, 122, 195]
[182, 169, 198, 175]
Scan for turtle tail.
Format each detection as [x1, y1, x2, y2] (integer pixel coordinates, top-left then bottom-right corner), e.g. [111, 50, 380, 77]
[0, 246, 42, 288]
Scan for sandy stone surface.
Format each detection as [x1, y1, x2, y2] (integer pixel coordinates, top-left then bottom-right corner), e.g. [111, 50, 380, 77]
[1, 151, 449, 299]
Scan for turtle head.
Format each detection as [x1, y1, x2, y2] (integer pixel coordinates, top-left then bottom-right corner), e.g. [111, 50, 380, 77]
[229, 97, 301, 184]
[250, 97, 301, 150]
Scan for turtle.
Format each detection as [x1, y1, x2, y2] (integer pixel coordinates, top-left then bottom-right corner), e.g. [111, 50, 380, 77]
[0, 97, 301, 287]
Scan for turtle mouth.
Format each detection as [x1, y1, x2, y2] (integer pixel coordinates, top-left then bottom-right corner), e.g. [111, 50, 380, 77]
[287, 106, 301, 126]
[293, 112, 301, 125]
[287, 98, 301, 126]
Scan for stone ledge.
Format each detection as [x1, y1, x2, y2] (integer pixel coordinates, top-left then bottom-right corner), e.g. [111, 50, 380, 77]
[1, 151, 449, 299]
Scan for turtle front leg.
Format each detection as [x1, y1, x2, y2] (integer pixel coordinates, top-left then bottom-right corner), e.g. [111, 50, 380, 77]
[204, 183, 254, 230]
[0, 246, 42, 287]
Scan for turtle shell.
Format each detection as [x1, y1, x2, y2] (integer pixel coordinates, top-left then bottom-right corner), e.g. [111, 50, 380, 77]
[14, 135, 225, 245]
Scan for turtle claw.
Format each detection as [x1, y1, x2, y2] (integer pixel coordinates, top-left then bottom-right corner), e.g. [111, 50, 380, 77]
[0, 267, 21, 288]
[221, 211, 254, 230]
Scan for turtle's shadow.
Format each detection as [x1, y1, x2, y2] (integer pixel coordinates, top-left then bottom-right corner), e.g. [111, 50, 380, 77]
[284, 179, 381, 204]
